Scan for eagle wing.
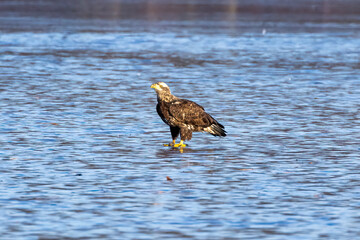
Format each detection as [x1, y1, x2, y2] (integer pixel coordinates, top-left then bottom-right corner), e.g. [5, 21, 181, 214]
[168, 99, 213, 127]
[157, 103, 170, 125]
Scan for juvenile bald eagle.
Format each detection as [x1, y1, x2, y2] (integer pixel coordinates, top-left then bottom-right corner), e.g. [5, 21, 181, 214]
[151, 82, 226, 147]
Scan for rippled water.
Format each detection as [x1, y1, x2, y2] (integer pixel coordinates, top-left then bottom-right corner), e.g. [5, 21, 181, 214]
[1, 0, 360, 239]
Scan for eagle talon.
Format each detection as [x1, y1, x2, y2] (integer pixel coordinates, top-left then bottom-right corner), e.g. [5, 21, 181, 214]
[163, 143, 174, 147]
[173, 140, 186, 148]
[163, 140, 176, 147]
[174, 144, 186, 148]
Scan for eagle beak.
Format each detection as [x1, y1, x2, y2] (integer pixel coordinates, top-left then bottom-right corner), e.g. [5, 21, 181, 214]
[150, 83, 159, 89]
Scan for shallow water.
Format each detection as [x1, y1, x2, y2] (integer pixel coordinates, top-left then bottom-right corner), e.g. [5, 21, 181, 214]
[1, 0, 360, 239]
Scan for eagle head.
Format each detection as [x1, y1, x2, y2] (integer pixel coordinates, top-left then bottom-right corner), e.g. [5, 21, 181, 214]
[151, 82, 173, 101]
[151, 82, 170, 91]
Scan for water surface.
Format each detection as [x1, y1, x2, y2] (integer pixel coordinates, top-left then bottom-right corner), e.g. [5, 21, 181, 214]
[0, 0, 360, 239]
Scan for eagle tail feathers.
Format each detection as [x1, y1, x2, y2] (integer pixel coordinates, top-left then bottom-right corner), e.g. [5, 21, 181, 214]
[204, 123, 227, 137]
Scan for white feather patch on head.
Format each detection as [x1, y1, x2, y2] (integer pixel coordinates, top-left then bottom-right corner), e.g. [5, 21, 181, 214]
[158, 82, 169, 88]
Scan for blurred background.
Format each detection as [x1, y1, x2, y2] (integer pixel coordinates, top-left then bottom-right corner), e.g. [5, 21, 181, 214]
[0, 0, 359, 239]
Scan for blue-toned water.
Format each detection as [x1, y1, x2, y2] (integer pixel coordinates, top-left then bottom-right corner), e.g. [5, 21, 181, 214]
[0, 0, 360, 239]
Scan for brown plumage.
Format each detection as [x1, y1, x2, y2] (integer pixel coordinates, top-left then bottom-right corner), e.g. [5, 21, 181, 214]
[150, 82, 226, 147]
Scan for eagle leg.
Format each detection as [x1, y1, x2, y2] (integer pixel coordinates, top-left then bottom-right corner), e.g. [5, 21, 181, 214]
[172, 128, 191, 147]
[164, 126, 180, 147]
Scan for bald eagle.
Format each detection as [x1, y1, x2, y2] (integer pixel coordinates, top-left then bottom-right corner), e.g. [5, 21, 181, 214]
[150, 82, 226, 147]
